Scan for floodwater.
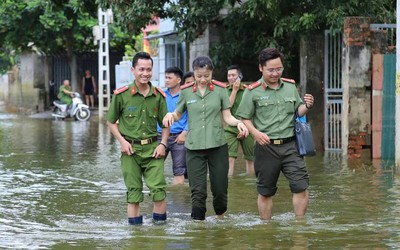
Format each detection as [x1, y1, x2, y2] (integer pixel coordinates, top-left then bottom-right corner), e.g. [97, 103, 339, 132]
[0, 109, 400, 249]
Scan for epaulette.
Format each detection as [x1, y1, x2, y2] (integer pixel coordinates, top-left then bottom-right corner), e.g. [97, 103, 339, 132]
[247, 81, 261, 90]
[113, 85, 129, 95]
[211, 80, 227, 88]
[281, 77, 296, 84]
[242, 84, 249, 90]
[180, 81, 195, 90]
[154, 87, 166, 98]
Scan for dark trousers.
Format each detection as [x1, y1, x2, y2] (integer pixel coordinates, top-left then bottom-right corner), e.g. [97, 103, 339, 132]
[186, 144, 229, 220]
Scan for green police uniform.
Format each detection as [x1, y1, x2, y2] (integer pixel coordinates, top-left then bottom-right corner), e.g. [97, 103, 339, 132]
[176, 80, 231, 220]
[224, 83, 254, 161]
[107, 82, 168, 204]
[236, 78, 303, 138]
[58, 85, 73, 105]
[236, 78, 309, 197]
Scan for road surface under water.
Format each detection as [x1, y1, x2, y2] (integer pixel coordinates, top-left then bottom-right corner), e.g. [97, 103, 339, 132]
[0, 110, 399, 249]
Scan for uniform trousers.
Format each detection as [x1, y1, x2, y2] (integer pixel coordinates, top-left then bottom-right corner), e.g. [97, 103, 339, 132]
[120, 141, 167, 203]
[186, 144, 229, 220]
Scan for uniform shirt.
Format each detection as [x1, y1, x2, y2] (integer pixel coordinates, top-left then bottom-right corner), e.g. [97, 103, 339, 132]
[106, 82, 167, 140]
[157, 88, 188, 134]
[227, 82, 247, 119]
[176, 81, 231, 150]
[225, 82, 247, 133]
[58, 85, 73, 105]
[236, 78, 303, 139]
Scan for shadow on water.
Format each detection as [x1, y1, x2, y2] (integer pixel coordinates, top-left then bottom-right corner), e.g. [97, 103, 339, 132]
[1, 112, 400, 249]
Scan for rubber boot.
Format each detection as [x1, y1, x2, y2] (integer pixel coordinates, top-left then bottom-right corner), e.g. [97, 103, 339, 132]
[128, 215, 143, 225]
[152, 213, 167, 224]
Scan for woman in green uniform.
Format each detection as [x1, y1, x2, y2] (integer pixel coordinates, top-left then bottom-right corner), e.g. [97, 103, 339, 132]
[163, 56, 249, 220]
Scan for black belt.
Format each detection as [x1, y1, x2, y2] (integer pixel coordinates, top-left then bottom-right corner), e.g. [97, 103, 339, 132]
[169, 132, 182, 136]
[270, 136, 295, 145]
[125, 136, 158, 145]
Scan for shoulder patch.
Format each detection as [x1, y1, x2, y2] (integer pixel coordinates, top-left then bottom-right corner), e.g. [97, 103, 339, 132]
[211, 80, 227, 88]
[247, 81, 261, 90]
[180, 82, 195, 90]
[113, 85, 129, 95]
[155, 87, 166, 98]
[281, 77, 296, 84]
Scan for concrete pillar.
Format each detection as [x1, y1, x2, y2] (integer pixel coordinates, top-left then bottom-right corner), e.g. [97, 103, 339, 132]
[342, 17, 372, 157]
[300, 34, 325, 151]
[370, 30, 390, 158]
[97, 8, 112, 117]
[159, 37, 166, 87]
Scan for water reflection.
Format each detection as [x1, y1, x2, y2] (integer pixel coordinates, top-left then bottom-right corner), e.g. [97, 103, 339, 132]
[1, 112, 400, 249]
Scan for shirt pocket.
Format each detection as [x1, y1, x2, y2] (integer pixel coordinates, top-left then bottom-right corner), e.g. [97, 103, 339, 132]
[123, 110, 140, 130]
[283, 97, 296, 115]
[146, 107, 158, 129]
[256, 99, 275, 121]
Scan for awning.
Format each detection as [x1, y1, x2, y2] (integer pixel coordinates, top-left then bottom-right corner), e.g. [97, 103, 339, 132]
[146, 31, 178, 40]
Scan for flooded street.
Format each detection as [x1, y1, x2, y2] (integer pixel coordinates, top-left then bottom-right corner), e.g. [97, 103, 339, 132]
[1, 109, 400, 249]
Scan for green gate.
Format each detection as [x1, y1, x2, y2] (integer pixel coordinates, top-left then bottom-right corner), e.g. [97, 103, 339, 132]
[381, 54, 396, 159]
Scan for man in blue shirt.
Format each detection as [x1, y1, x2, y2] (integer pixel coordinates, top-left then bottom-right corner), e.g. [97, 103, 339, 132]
[158, 67, 188, 185]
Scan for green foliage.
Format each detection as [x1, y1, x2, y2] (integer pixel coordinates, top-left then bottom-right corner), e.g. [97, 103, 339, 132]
[97, 0, 394, 71]
[123, 31, 160, 57]
[0, 0, 133, 72]
[3, 0, 388, 74]
[211, 0, 395, 68]
[97, 0, 169, 35]
[168, 0, 227, 42]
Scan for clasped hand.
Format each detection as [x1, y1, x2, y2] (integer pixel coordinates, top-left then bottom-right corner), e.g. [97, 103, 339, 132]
[237, 122, 249, 138]
[163, 112, 174, 127]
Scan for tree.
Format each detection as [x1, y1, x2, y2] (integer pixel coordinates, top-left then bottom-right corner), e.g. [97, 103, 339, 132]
[98, 0, 395, 72]
[212, 0, 395, 68]
[0, 0, 132, 88]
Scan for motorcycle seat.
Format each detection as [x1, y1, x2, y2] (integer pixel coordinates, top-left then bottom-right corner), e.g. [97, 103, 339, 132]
[54, 100, 66, 105]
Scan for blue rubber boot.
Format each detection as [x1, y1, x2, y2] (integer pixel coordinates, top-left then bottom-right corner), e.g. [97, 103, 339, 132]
[152, 213, 167, 224]
[128, 215, 143, 225]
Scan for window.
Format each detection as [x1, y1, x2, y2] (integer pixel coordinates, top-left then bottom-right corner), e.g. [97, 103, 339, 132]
[165, 43, 182, 69]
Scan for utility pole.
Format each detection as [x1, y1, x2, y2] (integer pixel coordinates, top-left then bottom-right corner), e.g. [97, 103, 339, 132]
[96, 9, 113, 118]
[396, 0, 400, 168]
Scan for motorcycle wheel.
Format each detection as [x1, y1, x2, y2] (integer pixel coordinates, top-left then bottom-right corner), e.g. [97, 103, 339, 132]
[75, 107, 91, 121]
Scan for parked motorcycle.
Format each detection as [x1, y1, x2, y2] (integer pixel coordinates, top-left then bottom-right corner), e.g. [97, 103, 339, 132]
[52, 92, 91, 121]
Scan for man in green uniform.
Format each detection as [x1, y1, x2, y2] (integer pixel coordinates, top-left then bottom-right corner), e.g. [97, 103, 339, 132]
[106, 52, 169, 225]
[163, 56, 249, 220]
[58, 79, 74, 113]
[236, 48, 314, 220]
[224, 65, 254, 176]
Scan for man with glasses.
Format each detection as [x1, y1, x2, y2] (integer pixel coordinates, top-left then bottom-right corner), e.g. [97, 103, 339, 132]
[236, 47, 314, 220]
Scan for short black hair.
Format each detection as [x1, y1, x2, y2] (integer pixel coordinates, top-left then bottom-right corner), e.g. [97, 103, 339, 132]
[132, 51, 153, 67]
[165, 66, 183, 80]
[183, 71, 194, 81]
[227, 64, 241, 73]
[192, 56, 214, 71]
[227, 64, 243, 79]
[258, 48, 284, 66]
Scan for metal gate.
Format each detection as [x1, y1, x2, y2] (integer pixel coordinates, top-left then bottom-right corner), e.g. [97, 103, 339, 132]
[49, 52, 123, 105]
[382, 54, 396, 159]
[324, 30, 343, 151]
